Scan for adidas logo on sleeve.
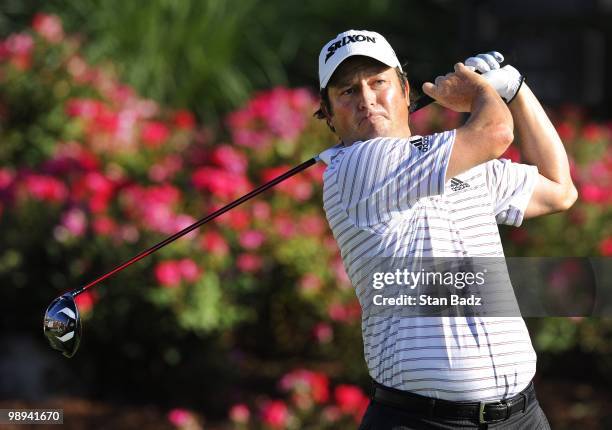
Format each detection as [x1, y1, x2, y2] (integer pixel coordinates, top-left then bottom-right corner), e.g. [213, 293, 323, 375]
[450, 177, 470, 191]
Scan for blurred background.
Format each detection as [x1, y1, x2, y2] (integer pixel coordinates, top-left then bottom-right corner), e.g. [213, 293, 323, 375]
[0, 0, 611, 429]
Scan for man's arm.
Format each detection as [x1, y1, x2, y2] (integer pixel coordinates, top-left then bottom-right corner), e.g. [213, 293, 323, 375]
[463, 52, 578, 219]
[423, 63, 514, 181]
[509, 84, 578, 219]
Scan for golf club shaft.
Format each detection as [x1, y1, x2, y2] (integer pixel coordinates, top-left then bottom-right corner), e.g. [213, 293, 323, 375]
[72, 158, 317, 297]
[71, 94, 435, 298]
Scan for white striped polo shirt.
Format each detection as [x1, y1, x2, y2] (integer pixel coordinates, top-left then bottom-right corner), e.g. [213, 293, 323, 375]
[321, 130, 540, 402]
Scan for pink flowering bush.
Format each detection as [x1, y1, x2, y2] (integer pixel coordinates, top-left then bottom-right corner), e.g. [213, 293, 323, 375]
[0, 13, 363, 409]
[1, 13, 611, 427]
[228, 368, 369, 429]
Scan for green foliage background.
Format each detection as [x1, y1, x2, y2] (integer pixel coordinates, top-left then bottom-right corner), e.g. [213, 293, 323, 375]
[0, 0, 458, 120]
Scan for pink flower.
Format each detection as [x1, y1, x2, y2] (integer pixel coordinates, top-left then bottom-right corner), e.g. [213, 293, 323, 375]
[589, 161, 610, 181]
[200, 231, 229, 257]
[178, 258, 200, 282]
[173, 110, 196, 130]
[93, 108, 119, 134]
[67, 55, 89, 82]
[407, 107, 431, 135]
[192, 167, 251, 199]
[582, 123, 606, 142]
[304, 163, 327, 185]
[332, 257, 351, 287]
[148, 155, 183, 182]
[313, 323, 333, 344]
[1, 33, 33, 70]
[252, 201, 271, 220]
[279, 369, 330, 404]
[327, 301, 361, 322]
[236, 253, 262, 273]
[599, 238, 612, 256]
[328, 302, 348, 321]
[210, 145, 247, 174]
[32, 13, 64, 43]
[322, 406, 342, 423]
[92, 216, 117, 236]
[239, 230, 265, 250]
[2, 33, 34, 56]
[215, 206, 251, 231]
[261, 166, 312, 201]
[61, 208, 87, 237]
[66, 98, 103, 119]
[75, 290, 97, 314]
[83, 172, 114, 213]
[272, 213, 296, 238]
[260, 400, 289, 429]
[173, 214, 197, 239]
[155, 261, 182, 288]
[108, 84, 135, 105]
[229, 403, 250, 424]
[556, 121, 576, 142]
[141, 121, 170, 147]
[44, 142, 100, 175]
[120, 184, 183, 234]
[580, 184, 606, 204]
[22, 174, 68, 203]
[299, 274, 322, 294]
[334, 385, 369, 421]
[118, 224, 139, 243]
[226, 87, 316, 148]
[324, 236, 338, 252]
[167, 408, 191, 427]
[0, 168, 15, 189]
[300, 214, 325, 235]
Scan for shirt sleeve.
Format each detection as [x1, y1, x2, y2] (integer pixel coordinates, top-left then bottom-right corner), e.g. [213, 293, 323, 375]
[335, 130, 455, 229]
[484, 158, 539, 226]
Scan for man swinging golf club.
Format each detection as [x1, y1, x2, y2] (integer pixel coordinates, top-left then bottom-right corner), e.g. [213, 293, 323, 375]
[317, 29, 576, 429]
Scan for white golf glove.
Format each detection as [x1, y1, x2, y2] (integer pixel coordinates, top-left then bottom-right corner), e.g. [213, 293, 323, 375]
[465, 51, 524, 103]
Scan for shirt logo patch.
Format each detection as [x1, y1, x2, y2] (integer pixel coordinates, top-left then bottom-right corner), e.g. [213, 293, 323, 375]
[450, 178, 470, 191]
[411, 136, 430, 153]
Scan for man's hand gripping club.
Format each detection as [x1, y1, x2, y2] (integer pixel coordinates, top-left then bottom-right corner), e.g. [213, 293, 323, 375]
[422, 62, 514, 181]
[464, 51, 524, 104]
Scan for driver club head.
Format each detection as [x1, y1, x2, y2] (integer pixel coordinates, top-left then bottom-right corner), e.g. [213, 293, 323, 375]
[43, 293, 81, 358]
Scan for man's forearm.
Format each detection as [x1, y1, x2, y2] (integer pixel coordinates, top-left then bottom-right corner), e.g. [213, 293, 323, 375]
[509, 84, 573, 189]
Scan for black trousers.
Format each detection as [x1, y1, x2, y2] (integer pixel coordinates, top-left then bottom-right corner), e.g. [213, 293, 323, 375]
[358, 389, 551, 430]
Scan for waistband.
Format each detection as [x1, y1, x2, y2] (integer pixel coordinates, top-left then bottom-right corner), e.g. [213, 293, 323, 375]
[372, 379, 536, 425]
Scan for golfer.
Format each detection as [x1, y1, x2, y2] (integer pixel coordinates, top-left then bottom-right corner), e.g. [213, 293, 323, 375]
[317, 30, 576, 429]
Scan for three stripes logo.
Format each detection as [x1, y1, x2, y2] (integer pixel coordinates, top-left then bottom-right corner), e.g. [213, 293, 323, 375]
[450, 178, 470, 191]
[410, 136, 430, 153]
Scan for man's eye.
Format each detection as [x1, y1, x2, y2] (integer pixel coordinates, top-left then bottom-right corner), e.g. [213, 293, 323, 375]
[375, 79, 386, 85]
[341, 88, 354, 95]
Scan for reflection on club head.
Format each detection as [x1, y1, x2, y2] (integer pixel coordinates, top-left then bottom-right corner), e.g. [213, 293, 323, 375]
[43, 293, 81, 358]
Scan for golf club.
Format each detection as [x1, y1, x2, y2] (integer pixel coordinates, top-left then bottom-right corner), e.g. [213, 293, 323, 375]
[43, 94, 436, 358]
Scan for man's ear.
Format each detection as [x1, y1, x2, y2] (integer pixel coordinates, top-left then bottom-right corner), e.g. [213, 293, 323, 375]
[321, 102, 336, 133]
[405, 82, 411, 111]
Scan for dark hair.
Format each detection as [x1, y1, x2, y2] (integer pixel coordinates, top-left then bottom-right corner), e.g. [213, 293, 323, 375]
[313, 66, 411, 132]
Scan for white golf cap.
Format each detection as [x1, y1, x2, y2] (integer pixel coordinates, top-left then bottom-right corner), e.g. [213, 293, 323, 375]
[318, 29, 403, 89]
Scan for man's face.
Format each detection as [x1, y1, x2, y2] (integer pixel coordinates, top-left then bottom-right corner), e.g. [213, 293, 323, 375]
[326, 56, 411, 145]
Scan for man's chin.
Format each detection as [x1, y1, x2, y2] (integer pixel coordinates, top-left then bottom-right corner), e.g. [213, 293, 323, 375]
[360, 126, 391, 141]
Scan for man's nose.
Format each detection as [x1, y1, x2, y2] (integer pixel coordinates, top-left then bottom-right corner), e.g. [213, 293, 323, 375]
[357, 84, 376, 109]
